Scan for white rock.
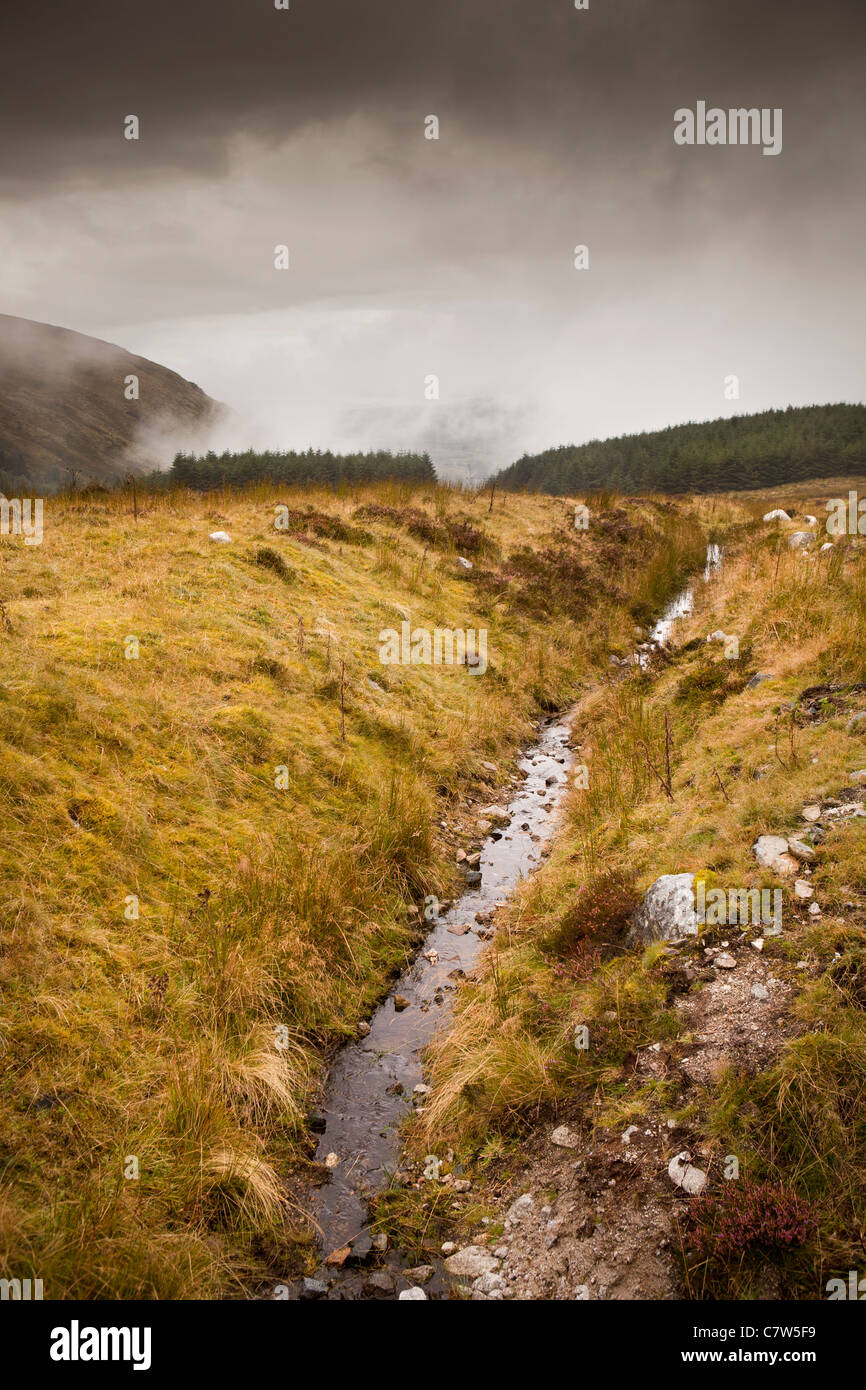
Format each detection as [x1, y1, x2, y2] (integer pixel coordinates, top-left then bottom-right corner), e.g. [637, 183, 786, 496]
[714, 953, 737, 970]
[801, 805, 822, 822]
[456, 557, 473, 570]
[621, 1125, 641, 1145]
[821, 542, 835, 552]
[629, 873, 699, 944]
[753, 834, 789, 867]
[788, 531, 815, 550]
[750, 938, 764, 951]
[324, 1152, 339, 1168]
[667, 1150, 707, 1195]
[794, 880, 814, 899]
[550, 1125, 581, 1149]
[443, 1247, 501, 1278]
[809, 902, 821, 916]
[398, 1287, 428, 1300]
[440, 1242, 456, 1255]
[208, 531, 232, 543]
[763, 509, 790, 522]
[803, 515, 818, 526]
[751, 983, 770, 1000]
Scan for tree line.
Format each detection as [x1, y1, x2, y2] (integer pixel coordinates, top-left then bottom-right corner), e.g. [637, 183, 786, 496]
[491, 404, 866, 495]
[143, 447, 436, 492]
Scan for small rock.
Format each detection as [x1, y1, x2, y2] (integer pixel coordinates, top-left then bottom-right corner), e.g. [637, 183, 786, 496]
[364, 1270, 396, 1295]
[441, 1242, 456, 1255]
[750, 938, 764, 951]
[474, 1272, 505, 1295]
[763, 509, 790, 522]
[324, 1152, 339, 1168]
[788, 531, 815, 550]
[403, 1264, 435, 1285]
[787, 837, 816, 863]
[394, 995, 410, 1012]
[506, 1192, 535, 1224]
[753, 834, 790, 868]
[208, 530, 232, 543]
[667, 1150, 707, 1195]
[550, 1125, 581, 1149]
[751, 983, 770, 1000]
[801, 804, 822, 822]
[300, 1277, 328, 1299]
[714, 953, 737, 970]
[455, 849, 467, 863]
[370, 1233, 389, 1252]
[398, 1287, 427, 1300]
[324, 1245, 352, 1267]
[447, 923, 470, 935]
[443, 1247, 501, 1278]
[809, 902, 821, 916]
[794, 880, 814, 900]
[746, 672, 774, 689]
[621, 1124, 641, 1145]
[356, 1020, 371, 1037]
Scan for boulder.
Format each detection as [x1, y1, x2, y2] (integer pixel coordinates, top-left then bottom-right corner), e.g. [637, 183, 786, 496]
[629, 873, 699, 945]
[788, 531, 815, 550]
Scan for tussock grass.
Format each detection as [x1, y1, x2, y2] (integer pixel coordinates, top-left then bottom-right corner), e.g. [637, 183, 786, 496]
[0, 478, 704, 1296]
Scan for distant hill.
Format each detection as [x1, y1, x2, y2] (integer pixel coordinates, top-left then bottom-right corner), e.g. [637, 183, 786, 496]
[0, 314, 228, 494]
[493, 404, 866, 495]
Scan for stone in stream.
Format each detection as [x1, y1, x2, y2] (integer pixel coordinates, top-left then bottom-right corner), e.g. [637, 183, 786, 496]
[363, 1270, 396, 1296]
[393, 995, 410, 1012]
[403, 1264, 435, 1284]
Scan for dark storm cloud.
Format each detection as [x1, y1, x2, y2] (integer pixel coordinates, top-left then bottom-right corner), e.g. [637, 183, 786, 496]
[1, 0, 864, 472]
[2, 0, 864, 185]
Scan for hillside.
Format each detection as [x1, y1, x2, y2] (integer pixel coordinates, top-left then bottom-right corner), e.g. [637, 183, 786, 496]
[0, 477, 711, 1297]
[0, 315, 227, 494]
[494, 404, 866, 496]
[399, 483, 866, 1302]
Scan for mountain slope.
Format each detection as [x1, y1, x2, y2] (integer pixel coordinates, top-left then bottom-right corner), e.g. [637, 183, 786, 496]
[0, 314, 227, 493]
[494, 404, 866, 496]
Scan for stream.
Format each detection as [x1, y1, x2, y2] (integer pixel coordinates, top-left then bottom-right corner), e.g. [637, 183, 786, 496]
[293, 544, 721, 1299]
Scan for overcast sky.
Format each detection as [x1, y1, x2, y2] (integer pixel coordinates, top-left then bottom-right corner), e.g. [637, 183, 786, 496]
[1, 0, 864, 476]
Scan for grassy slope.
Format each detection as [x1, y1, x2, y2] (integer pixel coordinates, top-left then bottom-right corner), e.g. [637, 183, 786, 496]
[414, 481, 866, 1298]
[0, 478, 707, 1297]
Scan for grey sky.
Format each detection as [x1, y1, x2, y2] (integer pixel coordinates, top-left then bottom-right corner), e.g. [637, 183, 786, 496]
[2, 0, 864, 476]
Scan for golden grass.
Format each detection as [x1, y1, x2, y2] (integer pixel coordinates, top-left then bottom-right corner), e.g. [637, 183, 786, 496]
[0, 477, 708, 1296]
